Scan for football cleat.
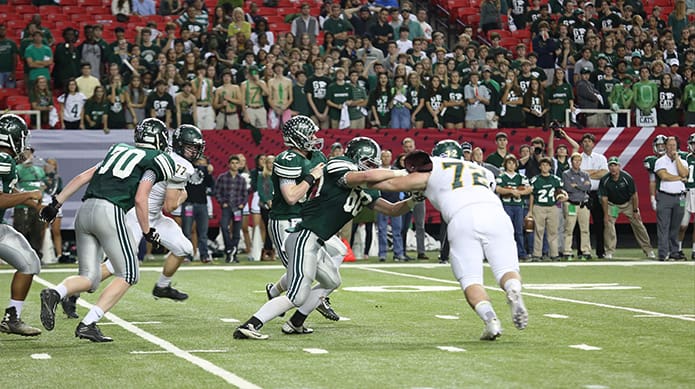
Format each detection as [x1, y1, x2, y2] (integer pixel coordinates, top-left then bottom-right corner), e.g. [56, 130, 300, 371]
[281, 321, 314, 335]
[61, 295, 79, 319]
[75, 322, 113, 342]
[40, 288, 61, 331]
[316, 296, 339, 321]
[0, 307, 41, 336]
[153, 283, 189, 301]
[233, 324, 269, 340]
[480, 318, 502, 341]
[506, 289, 528, 330]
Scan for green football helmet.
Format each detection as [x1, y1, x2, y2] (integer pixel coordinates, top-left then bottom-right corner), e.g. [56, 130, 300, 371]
[0, 114, 29, 159]
[345, 136, 381, 170]
[282, 115, 323, 151]
[173, 124, 205, 161]
[432, 139, 463, 159]
[653, 134, 667, 156]
[135, 118, 169, 152]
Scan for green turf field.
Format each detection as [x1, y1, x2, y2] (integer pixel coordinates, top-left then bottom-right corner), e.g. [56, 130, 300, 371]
[1, 249, 693, 389]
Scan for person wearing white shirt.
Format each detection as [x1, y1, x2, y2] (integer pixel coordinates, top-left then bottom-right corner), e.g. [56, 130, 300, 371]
[654, 136, 689, 260]
[579, 133, 608, 258]
[57, 79, 87, 129]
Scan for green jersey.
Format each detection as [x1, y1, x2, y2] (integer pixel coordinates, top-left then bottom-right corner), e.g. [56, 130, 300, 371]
[0, 38, 18, 73]
[684, 83, 695, 113]
[299, 157, 381, 241]
[496, 171, 529, 206]
[15, 163, 46, 209]
[0, 152, 18, 219]
[269, 149, 327, 220]
[326, 81, 353, 120]
[530, 173, 563, 207]
[84, 143, 175, 211]
[485, 151, 507, 168]
[686, 153, 695, 190]
[24, 43, 52, 81]
[546, 82, 574, 121]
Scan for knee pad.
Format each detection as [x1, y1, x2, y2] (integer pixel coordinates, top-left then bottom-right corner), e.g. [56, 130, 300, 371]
[87, 270, 102, 293]
[459, 274, 484, 291]
[288, 284, 310, 307]
[170, 237, 194, 258]
[316, 260, 342, 291]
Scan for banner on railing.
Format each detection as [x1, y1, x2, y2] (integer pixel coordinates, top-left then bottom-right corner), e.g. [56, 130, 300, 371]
[26, 127, 688, 228]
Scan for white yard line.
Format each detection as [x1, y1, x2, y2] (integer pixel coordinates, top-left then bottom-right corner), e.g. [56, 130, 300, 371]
[355, 267, 695, 323]
[33, 276, 261, 389]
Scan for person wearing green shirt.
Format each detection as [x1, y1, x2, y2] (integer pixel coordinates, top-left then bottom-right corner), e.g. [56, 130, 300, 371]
[527, 157, 566, 260]
[632, 66, 658, 123]
[683, 76, 695, 126]
[496, 154, 532, 259]
[322, 3, 353, 48]
[24, 31, 53, 87]
[326, 68, 353, 128]
[485, 132, 510, 168]
[545, 68, 574, 123]
[347, 70, 368, 128]
[83, 86, 110, 132]
[368, 73, 391, 128]
[599, 157, 654, 259]
[13, 148, 46, 257]
[290, 71, 312, 118]
[0, 23, 18, 88]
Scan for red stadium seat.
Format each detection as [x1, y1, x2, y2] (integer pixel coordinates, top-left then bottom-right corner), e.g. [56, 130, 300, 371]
[7, 96, 31, 109]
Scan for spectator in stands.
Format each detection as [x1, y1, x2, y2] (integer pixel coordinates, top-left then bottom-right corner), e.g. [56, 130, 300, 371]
[291, 3, 319, 45]
[306, 61, 331, 128]
[112, 0, 132, 20]
[53, 28, 81, 92]
[58, 79, 86, 129]
[406, 72, 425, 128]
[125, 75, 146, 127]
[500, 70, 525, 128]
[133, 0, 156, 16]
[599, 157, 655, 260]
[175, 80, 197, 126]
[562, 152, 592, 260]
[464, 72, 489, 129]
[347, 69, 368, 128]
[240, 66, 268, 128]
[159, 0, 182, 16]
[369, 72, 391, 128]
[370, 8, 394, 54]
[25, 31, 52, 91]
[669, 0, 688, 43]
[227, 7, 251, 43]
[657, 73, 682, 127]
[654, 137, 688, 260]
[146, 79, 174, 127]
[323, 67, 350, 128]
[106, 74, 127, 130]
[29, 76, 53, 129]
[424, 75, 445, 128]
[0, 23, 18, 89]
[480, 66, 500, 128]
[684, 76, 695, 126]
[633, 66, 659, 126]
[79, 26, 105, 81]
[522, 78, 547, 128]
[532, 22, 558, 83]
[484, 131, 509, 168]
[214, 69, 242, 129]
[576, 67, 609, 127]
[267, 61, 293, 129]
[416, 8, 433, 41]
[22, 15, 53, 46]
[192, 64, 215, 129]
[82, 86, 109, 132]
[323, 3, 353, 49]
[75, 63, 101, 100]
[480, 0, 502, 35]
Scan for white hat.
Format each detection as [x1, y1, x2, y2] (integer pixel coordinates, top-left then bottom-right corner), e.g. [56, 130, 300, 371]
[667, 58, 680, 66]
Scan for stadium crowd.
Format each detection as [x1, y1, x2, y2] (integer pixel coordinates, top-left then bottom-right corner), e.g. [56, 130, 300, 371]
[0, 0, 694, 130]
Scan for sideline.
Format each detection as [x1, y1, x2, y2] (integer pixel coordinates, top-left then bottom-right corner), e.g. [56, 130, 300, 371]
[32, 276, 262, 389]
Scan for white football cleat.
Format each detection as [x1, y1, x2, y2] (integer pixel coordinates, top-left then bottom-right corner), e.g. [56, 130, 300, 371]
[480, 318, 502, 341]
[281, 321, 314, 335]
[507, 289, 528, 330]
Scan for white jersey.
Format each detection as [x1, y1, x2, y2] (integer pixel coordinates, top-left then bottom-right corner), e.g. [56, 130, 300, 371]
[148, 152, 195, 218]
[424, 157, 498, 224]
[57, 92, 87, 122]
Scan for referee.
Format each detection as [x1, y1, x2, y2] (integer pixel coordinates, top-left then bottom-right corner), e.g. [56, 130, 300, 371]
[598, 157, 655, 260]
[654, 137, 689, 260]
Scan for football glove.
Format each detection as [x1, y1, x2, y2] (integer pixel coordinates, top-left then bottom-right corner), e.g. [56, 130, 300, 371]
[39, 196, 61, 223]
[403, 150, 433, 173]
[143, 228, 162, 250]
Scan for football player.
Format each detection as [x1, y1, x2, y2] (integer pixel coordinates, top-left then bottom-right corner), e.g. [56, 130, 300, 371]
[100, 124, 204, 300]
[234, 137, 418, 340]
[369, 143, 528, 341]
[39, 118, 175, 342]
[264, 115, 343, 321]
[0, 114, 43, 337]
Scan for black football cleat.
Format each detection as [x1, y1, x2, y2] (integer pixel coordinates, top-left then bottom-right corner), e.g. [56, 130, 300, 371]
[152, 283, 189, 301]
[75, 322, 113, 342]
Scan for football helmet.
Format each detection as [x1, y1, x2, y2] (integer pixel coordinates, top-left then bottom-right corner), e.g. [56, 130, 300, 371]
[135, 118, 169, 152]
[688, 133, 695, 154]
[432, 139, 463, 159]
[173, 124, 205, 161]
[345, 136, 381, 170]
[282, 115, 323, 152]
[0, 114, 29, 159]
[653, 134, 667, 156]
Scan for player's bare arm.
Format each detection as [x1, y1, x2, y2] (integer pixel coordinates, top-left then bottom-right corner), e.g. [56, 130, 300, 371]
[371, 196, 417, 217]
[135, 178, 155, 234]
[280, 162, 325, 205]
[55, 165, 98, 204]
[163, 188, 188, 213]
[368, 172, 429, 192]
[0, 189, 42, 210]
[344, 168, 409, 188]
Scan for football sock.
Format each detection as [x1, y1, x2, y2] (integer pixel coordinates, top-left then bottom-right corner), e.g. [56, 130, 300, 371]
[156, 275, 172, 288]
[474, 301, 497, 323]
[290, 311, 308, 328]
[504, 278, 522, 294]
[55, 284, 68, 299]
[254, 295, 294, 323]
[244, 316, 264, 330]
[678, 241, 683, 251]
[104, 260, 115, 274]
[82, 306, 104, 325]
[9, 299, 23, 316]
